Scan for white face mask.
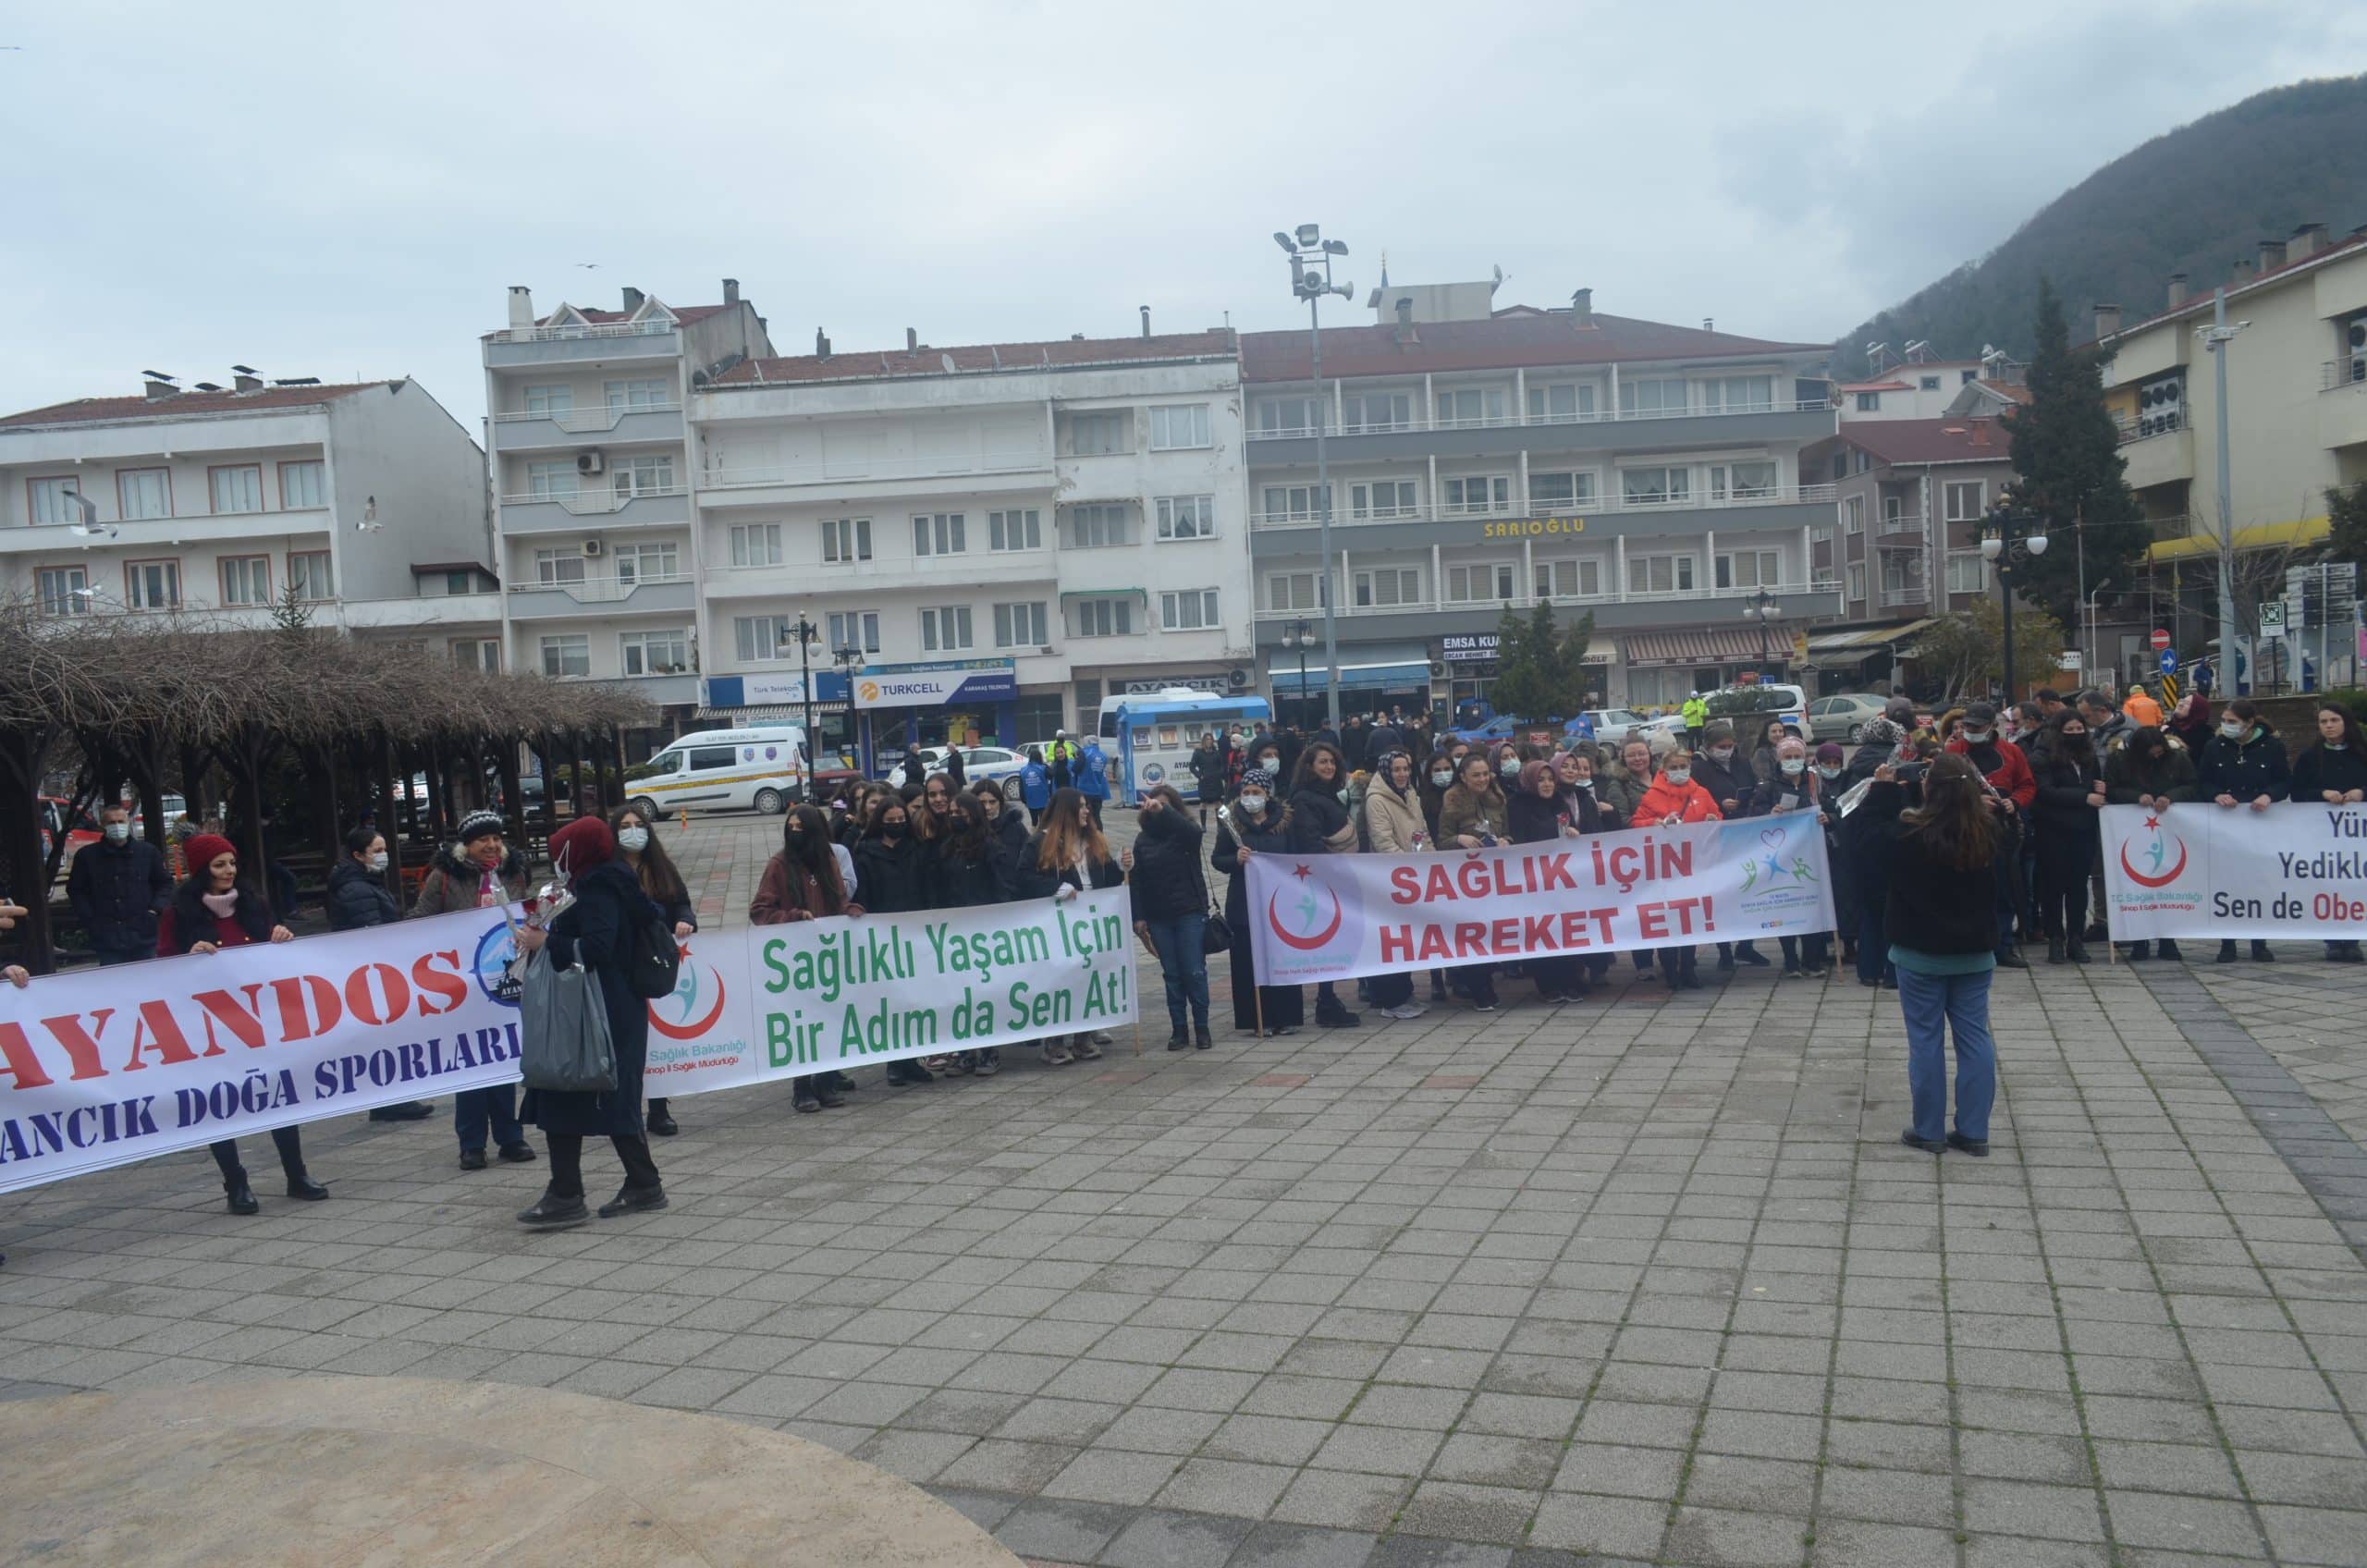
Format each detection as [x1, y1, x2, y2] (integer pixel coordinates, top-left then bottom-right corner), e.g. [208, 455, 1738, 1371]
[1430, 770, 1453, 788]
[1666, 769, 1692, 787]
[1780, 758, 1806, 776]
[2219, 721, 2245, 739]
[618, 827, 651, 851]
[1815, 765, 1842, 780]
[103, 823, 130, 844]
[1574, 777, 1593, 790]
[1963, 728, 1992, 743]
[1238, 793, 1268, 815]
[1498, 759, 1521, 778]
[1709, 746, 1735, 763]
[367, 851, 390, 873]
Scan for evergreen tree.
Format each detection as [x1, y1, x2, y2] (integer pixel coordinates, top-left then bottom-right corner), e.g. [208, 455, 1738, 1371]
[1486, 601, 1596, 720]
[2003, 277, 2153, 626]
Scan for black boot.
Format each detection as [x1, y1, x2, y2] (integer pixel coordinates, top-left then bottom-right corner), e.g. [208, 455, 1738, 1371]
[1166, 1031, 1188, 1050]
[459, 1147, 487, 1171]
[2250, 940, 2275, 962]
[2124, 941, 2152, 962]
[2157, 939, 2184, 962]
[645, 1100, 679, 1137]
[2066, 939, 2091, 964]
[1996, 947, 2029, 969]
[597, 1182, 668, 1218]
[517, 1190, 589, 1226]
[367, 1101, 434, 1121]
[1194, 1024, 1213, 1050]
[2216, 939, 2238, 963]
[225, 1180, 259, 1216]
[285, 1170, 330, 1200]
[2047, 937, 2067, 964]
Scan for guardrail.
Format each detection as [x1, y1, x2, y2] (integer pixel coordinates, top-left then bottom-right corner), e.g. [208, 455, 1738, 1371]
[493, 402, 682, 434]
[1246, 398, 1831, 441]
[696, 450, 1049, 490]
[1248, 483, 1836, 530]
[504, 319, 676, 342]
[509, 572, 692, 605]
[497, 484, 690, 515]
[1250, 582, 1840, 621]
[2325, 358, 2367, 391]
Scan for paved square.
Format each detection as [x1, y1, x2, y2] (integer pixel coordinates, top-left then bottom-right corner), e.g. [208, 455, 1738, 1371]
[5, 809, 2366, 1567]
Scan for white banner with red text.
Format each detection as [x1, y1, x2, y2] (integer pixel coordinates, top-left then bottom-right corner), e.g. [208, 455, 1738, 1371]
[0, 894, 1136, 1195]
[1244, 818, 1836, 984]
[2101, 803, 2367, 941]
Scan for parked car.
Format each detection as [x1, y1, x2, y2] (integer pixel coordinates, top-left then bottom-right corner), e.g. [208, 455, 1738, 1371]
[1805, 692, 1891, 743]
[1574, 708, 1650, 746]
[888, 745, 1031, 799]
[38, 797, 101, 868]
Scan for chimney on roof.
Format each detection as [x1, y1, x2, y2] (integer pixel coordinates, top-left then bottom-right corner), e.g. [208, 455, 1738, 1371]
[1139, 305, 1151, 339]
[722, 276, 741, 305]
[2231, 257, 2257, 288]
[1571, 288, 1594, 328]
[507, 286, 533, 333]
[233, 372, 263, 392]
[141, 374, 178, 400]
[1392, 297, 1417, 346]
[1970, 418, 1992, 447]
[2288, 222, 2327, 261]
[905, 327, 917, 351]
[622, 286, 644, 313]
[815, 328, 830, 361]
[2257, 238, 2287, 274]
[1702, 317, 1713, 332]
[1071, 333, 1085, 341]
[2165, 272, 2189, 310]
[2093, 302, 2121, 338]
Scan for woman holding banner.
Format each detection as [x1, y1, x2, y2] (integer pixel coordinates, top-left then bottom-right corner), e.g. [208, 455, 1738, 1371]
[1439, 751, 1513, 1011]
[2103, 729, 2196, 962]
[1287, 741, 1363, 1029]
[614, 807, 696, 1136]
[1634, 752, 1721, 989]
[1750, 736, 1834, 978]
[2197, 699, 2288, 963]
[1510, 760, 1591, 1003]
[1016, 788, 1125, 1063]
[753, 806, 865, 1112]
[1213, 767, 1304, 1035]
[157, 833, 326, 1216]
[937, 793, 1019, 1073]
[1360, 750, 1431, 1021]
[2293, 704, 2367, 962]
[855, 796, 938, 1084]
[2031, 714, 2107, 965]
[415, 812, 531, 1158]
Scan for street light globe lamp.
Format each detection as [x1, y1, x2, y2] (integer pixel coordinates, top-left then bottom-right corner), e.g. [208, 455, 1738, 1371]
[1981, 510, 2048, 700]
[1741, 588, 1782, 678]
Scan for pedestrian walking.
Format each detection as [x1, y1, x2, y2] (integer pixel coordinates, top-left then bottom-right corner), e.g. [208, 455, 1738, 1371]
[157, 833, 326, 1215]
[1212, 768, 1304, 1035]
[752, 806, 863, 1112]
[2197, 698, 2287, 963]
[1190, 733, 1227, 805]
[1077, 734, 1111, 827]
[66, 801, 170, 967]
[1013, 788, 1124, 1064]
[2291, 703, 2366, 962]
[1019, 748, 1051, 816]
[1126, 784, 1214, 1050]
[614, 806, 696, 1135]
[2031, 713, 2105, 964]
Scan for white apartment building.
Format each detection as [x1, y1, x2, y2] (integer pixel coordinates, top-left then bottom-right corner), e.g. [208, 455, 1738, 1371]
[688, 328, 1253, 763]
[482, 282, 775, 710]
[1834, 357, 2000, 421]
[0, 374, 493, 648]
[1242, 286, 1841, 712]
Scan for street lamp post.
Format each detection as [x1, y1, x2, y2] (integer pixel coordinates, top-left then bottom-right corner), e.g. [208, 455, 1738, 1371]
[1282, 618, 1315, 729]
[779, 611, 823, 746]
[832, 643, 865, 777]
[1980, 508, 2050, 700]
[1743, 589, 1781, 680]
[1273, 225, 1355, 731]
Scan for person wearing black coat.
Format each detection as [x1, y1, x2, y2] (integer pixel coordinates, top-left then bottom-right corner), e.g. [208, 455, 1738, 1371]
[2196, 699, 2289, 963]
[1286, 741, 1362, 1027]
[2292, 704, 2367, 962]
[515, 816, 666, 1227]
[2103, 729, 2198, 962]
[325, 828, 401, 932]
[929, 793, 1015, 1073]
[1748, 738, 1835, 977]
[615, 806, 698, 1138]
[1692, 724, 1768, 969]
[853, 796, 937, 1084]
[1012, 788, 1126, 1065]
[66, 802, 171, 965]
[1508, 760, 1588, 1002]
[1127, 785, 1214, 1049]
[1189, 736, 1228, 805]
[2030, 715, 2106, 964]
[1211, 768, 1304, 1034]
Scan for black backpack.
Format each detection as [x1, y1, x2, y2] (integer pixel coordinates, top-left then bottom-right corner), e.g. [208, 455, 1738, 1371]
[620, 896, 682, 1000]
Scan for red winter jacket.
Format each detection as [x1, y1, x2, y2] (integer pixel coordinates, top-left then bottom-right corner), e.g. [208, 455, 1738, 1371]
[1945, 736, 2037, 810]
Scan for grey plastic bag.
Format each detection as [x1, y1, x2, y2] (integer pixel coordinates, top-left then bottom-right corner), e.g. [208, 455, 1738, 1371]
[517, 947, 617, 1093]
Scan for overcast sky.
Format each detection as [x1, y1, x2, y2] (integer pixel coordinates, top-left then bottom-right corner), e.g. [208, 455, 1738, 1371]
[5, 2, 2362, 434]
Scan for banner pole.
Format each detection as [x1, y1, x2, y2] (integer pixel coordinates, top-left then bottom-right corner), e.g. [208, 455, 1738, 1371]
[1254, 973, 1267, 1040]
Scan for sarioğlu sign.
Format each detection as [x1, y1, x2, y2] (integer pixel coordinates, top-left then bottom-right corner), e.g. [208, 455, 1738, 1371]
[0, 894, 1136, 1195]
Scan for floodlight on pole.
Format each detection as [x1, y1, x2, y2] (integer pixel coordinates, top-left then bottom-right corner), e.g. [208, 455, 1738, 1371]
[1271, 223, 1356, 729]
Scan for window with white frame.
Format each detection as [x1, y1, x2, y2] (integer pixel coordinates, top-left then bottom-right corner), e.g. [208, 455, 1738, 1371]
[734, 615, 790, 662]
[1943, 480, 1986, 521]
[1350, 480, 1417, 519]
[1945, 552, 1989, 594]
[1446, 562, 1518, 603]
[1919, 374, 1942, 392]
[605, 378, 670, 410]
[1620, 466, 1690, 505]
[525, 460, 578, 497]
[36, 565, 87, 616]
[1709, 461, 1777, 500]
[1846, 562, 1867, 601]
[1883, 493, 1906, 525]
[730, 522, 784, 567]
[288, 551, 333, 601]
[1855, 391, 1881, 412]
[1811, 526, 1834, 550]
[1343, 390, 1412, 432]
[1255, 397, 1322, 435]
[1160, 588, 1219, 631]
[1355, 567, 1422, 607]
[1699, 376, 1775, 414]
[1527, 382, 1596, 423]
[117, 469, 171, 520]
[209, 466, 264, 515]
[1618, 378, 1687, 417]
[1063, 411, 1127, 456]
[1442, 475, 1509, 515]
[541, 634, 590, 678]
[828, 610, 880, 654]
[451, 638, 501, 672]
[615, 542, 679, 583]
[533, 547, 586, 585]
[619, 629, 689, 676]
[821, 516, 871, 562]
[1063, 504, 1132, 548]
[1267, 571, 1325, 611]
[1148, 405, 1211, 450]
[523, 386, 573, 415]
[913, 512, 965, 556]
[125, 558, 180, 610]
[1528, 471, 1598, 509]
[994, 601, 1049, 648]
[1435, 386, 1507, 427]
[28, 475, 80, 525]
[1844, 495, 1866, 534]
[1069, 597, 1134, 638]
[920, 606, 974, 652]
[989, 508, 1041, 551]
[1260, 484, 1329, 521]
[1626, 553, 1697, 594]
[220, 555, 270, 606]
[1155, 495, 1214, 540]
[610, 453, 675, 496]
[278, 460, 325, 509]
[1715, 549, 1781, 590]
[1535, 558, 1602, 599]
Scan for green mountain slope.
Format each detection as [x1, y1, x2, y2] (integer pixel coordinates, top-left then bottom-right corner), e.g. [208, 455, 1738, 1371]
[1839, 76, 2367, 377]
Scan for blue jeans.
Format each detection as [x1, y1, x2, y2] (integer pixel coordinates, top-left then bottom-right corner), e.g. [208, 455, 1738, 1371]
[1856, 902, 1894, 984]
[454, 1084, 523, 1153]
[1144, 913, 1210, 1035]
[1897, 968, 1996, 1143]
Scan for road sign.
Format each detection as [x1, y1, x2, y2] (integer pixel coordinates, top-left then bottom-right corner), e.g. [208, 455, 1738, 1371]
[2260, 601, 2287, 641]
[2060, 651, 2083, 672]
[2158, 648, 2177, 674]
[2150, 628, 2171, 651]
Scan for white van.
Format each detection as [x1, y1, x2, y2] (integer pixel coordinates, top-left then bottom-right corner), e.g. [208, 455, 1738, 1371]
[626, 727, 808, 818]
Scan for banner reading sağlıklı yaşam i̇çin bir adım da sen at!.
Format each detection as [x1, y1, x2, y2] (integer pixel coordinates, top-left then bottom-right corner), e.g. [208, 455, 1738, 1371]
[2102, 802, 2367, 940]
[0, 892, 1136, 1195]
[1246, 815, 1835, 984]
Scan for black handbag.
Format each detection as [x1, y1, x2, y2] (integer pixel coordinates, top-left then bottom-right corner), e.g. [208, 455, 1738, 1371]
[1202, 900, 1233, 954]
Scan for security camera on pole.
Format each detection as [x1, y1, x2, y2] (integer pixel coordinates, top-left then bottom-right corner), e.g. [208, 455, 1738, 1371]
[1273, 225, 1354, 731]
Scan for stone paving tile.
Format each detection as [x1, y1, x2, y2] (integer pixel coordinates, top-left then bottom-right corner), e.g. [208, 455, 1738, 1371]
[8, 812, 2367, 1565]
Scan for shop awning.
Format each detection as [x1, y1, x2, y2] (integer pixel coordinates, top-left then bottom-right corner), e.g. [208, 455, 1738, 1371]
[1580, 637, 1615, 666]
[692, 703, 849, 722]
[2147, 516, 2328, 563]
[1805, 619, 1935, 655]
[1622, 628, 1782, 668]
[1266, 640, 1433, 695]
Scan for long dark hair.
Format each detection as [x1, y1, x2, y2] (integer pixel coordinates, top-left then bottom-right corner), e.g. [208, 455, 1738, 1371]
[609, 805, 688, 906]
[1290, 741, 1348, 797]
[943, 792, 992, 862]
[2316, 703, 2363, 752]
[1901, 753, 1996, 870]
[779, 803, 846, 909]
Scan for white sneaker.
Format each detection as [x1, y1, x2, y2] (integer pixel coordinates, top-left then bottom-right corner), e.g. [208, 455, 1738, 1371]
[1380, 1003, 1428, 1021]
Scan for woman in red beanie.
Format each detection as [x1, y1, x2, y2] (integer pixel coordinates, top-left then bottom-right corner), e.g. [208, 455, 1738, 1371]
[158, 834, 324, 1215]
[512, 815, 667, 1226]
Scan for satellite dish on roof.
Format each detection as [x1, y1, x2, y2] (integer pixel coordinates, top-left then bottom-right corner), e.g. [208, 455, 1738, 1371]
[940, 353, 956, 374]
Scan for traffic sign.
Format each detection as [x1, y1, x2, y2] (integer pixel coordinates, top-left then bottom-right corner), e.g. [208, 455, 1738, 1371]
[2158, 648, 2177, 674]
[2150, 628, 2171, 651]
[2260, 601, 2287, 641]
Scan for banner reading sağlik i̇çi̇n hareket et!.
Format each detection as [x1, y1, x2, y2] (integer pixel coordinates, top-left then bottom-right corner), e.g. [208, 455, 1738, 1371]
[2101, 802, 2367, 942]
[1245, 817, 1835, 985]
[0, 893, 1136, 1196]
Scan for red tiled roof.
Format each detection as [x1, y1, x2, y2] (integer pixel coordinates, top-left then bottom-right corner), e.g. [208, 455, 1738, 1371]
[1823, 417, 2015, 467]
[0, 381, 389, 429]
[2091, 228, 2367, 346]
[710, 330, 1237, 386]
[1239, 311, 1821, 384]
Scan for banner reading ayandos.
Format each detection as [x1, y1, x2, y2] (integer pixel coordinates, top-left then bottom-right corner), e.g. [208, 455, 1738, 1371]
[0, 893, 1134, 1196]
[2101, 802, 2367, 941]
[1245, 818, 1834, 984]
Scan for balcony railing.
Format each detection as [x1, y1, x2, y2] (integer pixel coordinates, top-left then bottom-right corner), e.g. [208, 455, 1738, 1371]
[507, 318, 677, 343]
[1876, 510, 1929, 538]
[1878, 583, 1929, 608]
[696, 449, 1049, 491]
[1252, 579, 1841, 622]
[493, 401, 681, 433]
[2325, 358, 2367, 391]
[1246, 398, 1830, 441]
[2115, 410, 2184, 445]
[509, 571, 691, 605]
[497, 484, 689, 515]
[1248, 482, 1835, 530]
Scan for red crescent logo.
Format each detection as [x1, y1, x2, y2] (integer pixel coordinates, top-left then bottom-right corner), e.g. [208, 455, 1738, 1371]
[649, 968, 728, 1039]
[2118, 837, 2189, 888]
[1266, 887, 1344, 950]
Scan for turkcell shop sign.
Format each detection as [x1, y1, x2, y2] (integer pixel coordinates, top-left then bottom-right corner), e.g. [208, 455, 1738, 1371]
[853, 658, 1018, 710]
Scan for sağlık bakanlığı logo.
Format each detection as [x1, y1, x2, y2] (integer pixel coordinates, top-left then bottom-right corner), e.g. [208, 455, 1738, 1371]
[2117, 812, 2190, 888]
[1266, 862, 1359, 965]
[649, 936, 729, 1041]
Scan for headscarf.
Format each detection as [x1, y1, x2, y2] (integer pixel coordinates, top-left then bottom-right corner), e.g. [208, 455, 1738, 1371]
[549, 816, 615, 878]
